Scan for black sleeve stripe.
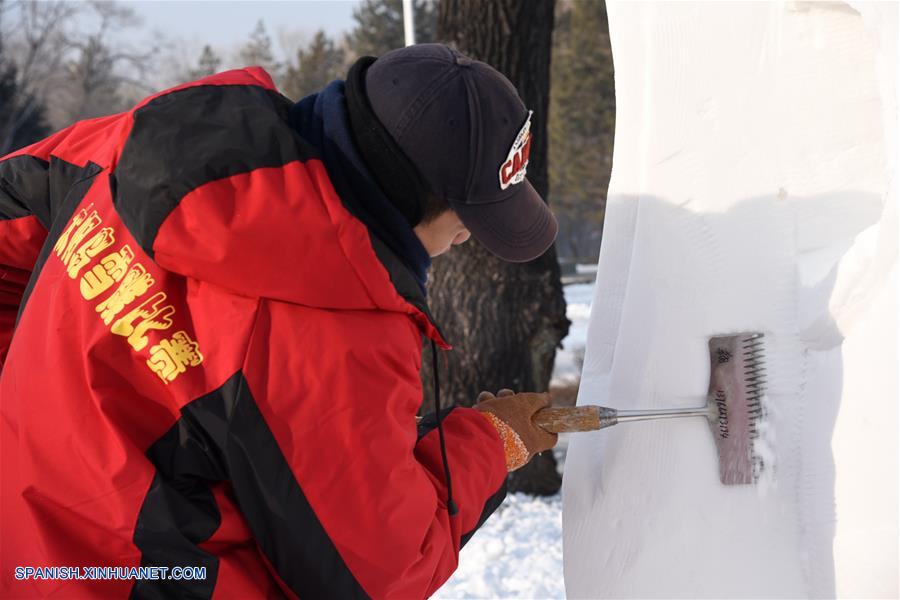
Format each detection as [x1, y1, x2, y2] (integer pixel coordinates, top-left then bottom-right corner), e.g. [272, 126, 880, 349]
[0, 154, 104, 231]
[1, 155, 95, 229]
[130, 430, 222, 599]
[48, 158, 99, 226]
[15, 162, 103, 326]
[460, 480, 508, 549]
[132, 371, 368, 599]
[0, 155, 49, 223]
[416, 407, 509, 549]
[416, 406, 457, 441]
[112, 84, 320, 259]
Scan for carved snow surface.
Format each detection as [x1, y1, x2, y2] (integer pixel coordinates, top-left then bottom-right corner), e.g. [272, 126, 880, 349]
[562, 2, 897, 598]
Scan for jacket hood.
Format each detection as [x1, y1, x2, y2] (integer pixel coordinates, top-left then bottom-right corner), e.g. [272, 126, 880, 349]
[111, 67, 448, 347]
[289, 79, 433, 294]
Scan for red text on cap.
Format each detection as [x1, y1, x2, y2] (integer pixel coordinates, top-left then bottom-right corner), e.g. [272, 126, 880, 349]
[499, 111, 533, 190]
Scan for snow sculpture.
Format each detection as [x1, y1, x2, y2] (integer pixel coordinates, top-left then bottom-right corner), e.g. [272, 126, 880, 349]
[562, 2, 897, 598]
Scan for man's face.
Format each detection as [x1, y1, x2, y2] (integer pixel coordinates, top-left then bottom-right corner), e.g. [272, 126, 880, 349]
[413, 210, 472, 258]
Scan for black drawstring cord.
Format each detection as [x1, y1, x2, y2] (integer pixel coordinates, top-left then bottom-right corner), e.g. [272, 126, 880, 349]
[431, 339, 458, 516]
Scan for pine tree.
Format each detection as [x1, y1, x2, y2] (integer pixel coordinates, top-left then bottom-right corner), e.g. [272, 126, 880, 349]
[190, 45, 222, 79]
[238, 20, 280, 78]
[548, 0, 615, 261]
[282, 30, 345, 100]
[345, 0, 437, 59]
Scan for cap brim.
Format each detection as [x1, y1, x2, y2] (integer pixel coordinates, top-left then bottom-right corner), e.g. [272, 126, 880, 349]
[450, 180, 558, 263]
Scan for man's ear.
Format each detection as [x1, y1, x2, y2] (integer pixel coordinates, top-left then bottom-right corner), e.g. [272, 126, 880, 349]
[419, 194, 451, 225]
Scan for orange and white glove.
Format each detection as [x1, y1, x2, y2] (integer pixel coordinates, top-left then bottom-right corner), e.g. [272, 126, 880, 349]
[475, 389, 558, 471]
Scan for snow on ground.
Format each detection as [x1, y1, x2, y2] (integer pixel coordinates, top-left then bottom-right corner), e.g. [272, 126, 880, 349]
[436, 277, 595, 599]
[551, 282, 594, 387]
[433, 494, 565, 600]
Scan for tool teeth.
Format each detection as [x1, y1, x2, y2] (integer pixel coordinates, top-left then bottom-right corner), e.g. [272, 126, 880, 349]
[743, 334, 767, 480]
[708, 332, 768, 485]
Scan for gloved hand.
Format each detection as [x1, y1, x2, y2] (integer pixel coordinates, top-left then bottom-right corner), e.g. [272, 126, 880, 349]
[474, 389, 558, 471]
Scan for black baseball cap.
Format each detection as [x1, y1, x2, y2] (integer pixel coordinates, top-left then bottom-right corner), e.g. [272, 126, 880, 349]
[360, 44, 558, 263]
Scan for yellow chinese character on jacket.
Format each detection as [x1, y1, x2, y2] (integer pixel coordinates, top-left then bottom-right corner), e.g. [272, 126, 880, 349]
[96, 263, 154, 325]
[80, 245, 136, 300]
[111, 292, 175, 351]
[55, 209, 101, 265]
[67, 227, 115, 279]
[147, 331, 203, 383]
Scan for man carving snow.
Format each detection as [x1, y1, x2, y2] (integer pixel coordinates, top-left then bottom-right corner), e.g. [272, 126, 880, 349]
[0, 44, 558, 598]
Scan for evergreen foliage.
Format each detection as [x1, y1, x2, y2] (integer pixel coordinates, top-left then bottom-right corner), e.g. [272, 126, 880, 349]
[345, 0, 437, 58]
[549, 0, 615, 261]
[190, 45, 222, 80]
[282, 30, 345, 100]
[238, 20, 281, 78]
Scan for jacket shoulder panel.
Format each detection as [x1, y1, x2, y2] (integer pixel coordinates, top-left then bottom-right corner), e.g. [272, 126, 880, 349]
[112, 72, 319, 258]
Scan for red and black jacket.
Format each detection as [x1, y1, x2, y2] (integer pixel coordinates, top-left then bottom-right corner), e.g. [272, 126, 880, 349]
[0, 68, 508, 599]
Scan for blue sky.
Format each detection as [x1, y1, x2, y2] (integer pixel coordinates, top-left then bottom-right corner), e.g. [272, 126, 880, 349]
[97, 1, 364, 83]
[127, 1, 359, 59]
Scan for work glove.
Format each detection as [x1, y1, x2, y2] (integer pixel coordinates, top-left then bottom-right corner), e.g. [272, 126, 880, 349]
[475, 389, 558, 471]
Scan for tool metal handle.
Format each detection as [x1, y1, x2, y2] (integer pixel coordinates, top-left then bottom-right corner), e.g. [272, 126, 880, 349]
[533, 404, 711, 433]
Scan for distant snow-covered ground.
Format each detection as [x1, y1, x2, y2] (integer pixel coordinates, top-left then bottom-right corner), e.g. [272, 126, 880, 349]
[551, 282, 594, 387]
[435, 276, 595, 599]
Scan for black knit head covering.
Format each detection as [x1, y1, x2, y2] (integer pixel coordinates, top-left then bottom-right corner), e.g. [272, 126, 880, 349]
[344, 56, 433, 228]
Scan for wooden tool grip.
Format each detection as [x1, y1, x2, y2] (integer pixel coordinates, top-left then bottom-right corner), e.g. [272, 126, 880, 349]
[533, 406, 601, 433]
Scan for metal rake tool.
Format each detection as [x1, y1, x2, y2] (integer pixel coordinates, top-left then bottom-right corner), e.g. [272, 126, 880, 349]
[534, 332, 767, 485]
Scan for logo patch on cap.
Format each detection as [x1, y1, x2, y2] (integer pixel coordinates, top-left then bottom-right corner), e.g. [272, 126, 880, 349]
[499, 110, 533, 190]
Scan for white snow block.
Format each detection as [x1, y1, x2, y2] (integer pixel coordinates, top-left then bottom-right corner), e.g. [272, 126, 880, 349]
[562, 2, 897, 598]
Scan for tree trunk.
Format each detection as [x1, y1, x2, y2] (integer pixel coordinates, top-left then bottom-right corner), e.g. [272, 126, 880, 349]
[425, 0, 568, 496]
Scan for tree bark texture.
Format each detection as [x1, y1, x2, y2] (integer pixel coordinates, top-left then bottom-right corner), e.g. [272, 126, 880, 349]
[425, 0, 569, 496]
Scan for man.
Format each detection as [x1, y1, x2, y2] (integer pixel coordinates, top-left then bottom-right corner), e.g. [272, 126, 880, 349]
[0, 44, 558, 598]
